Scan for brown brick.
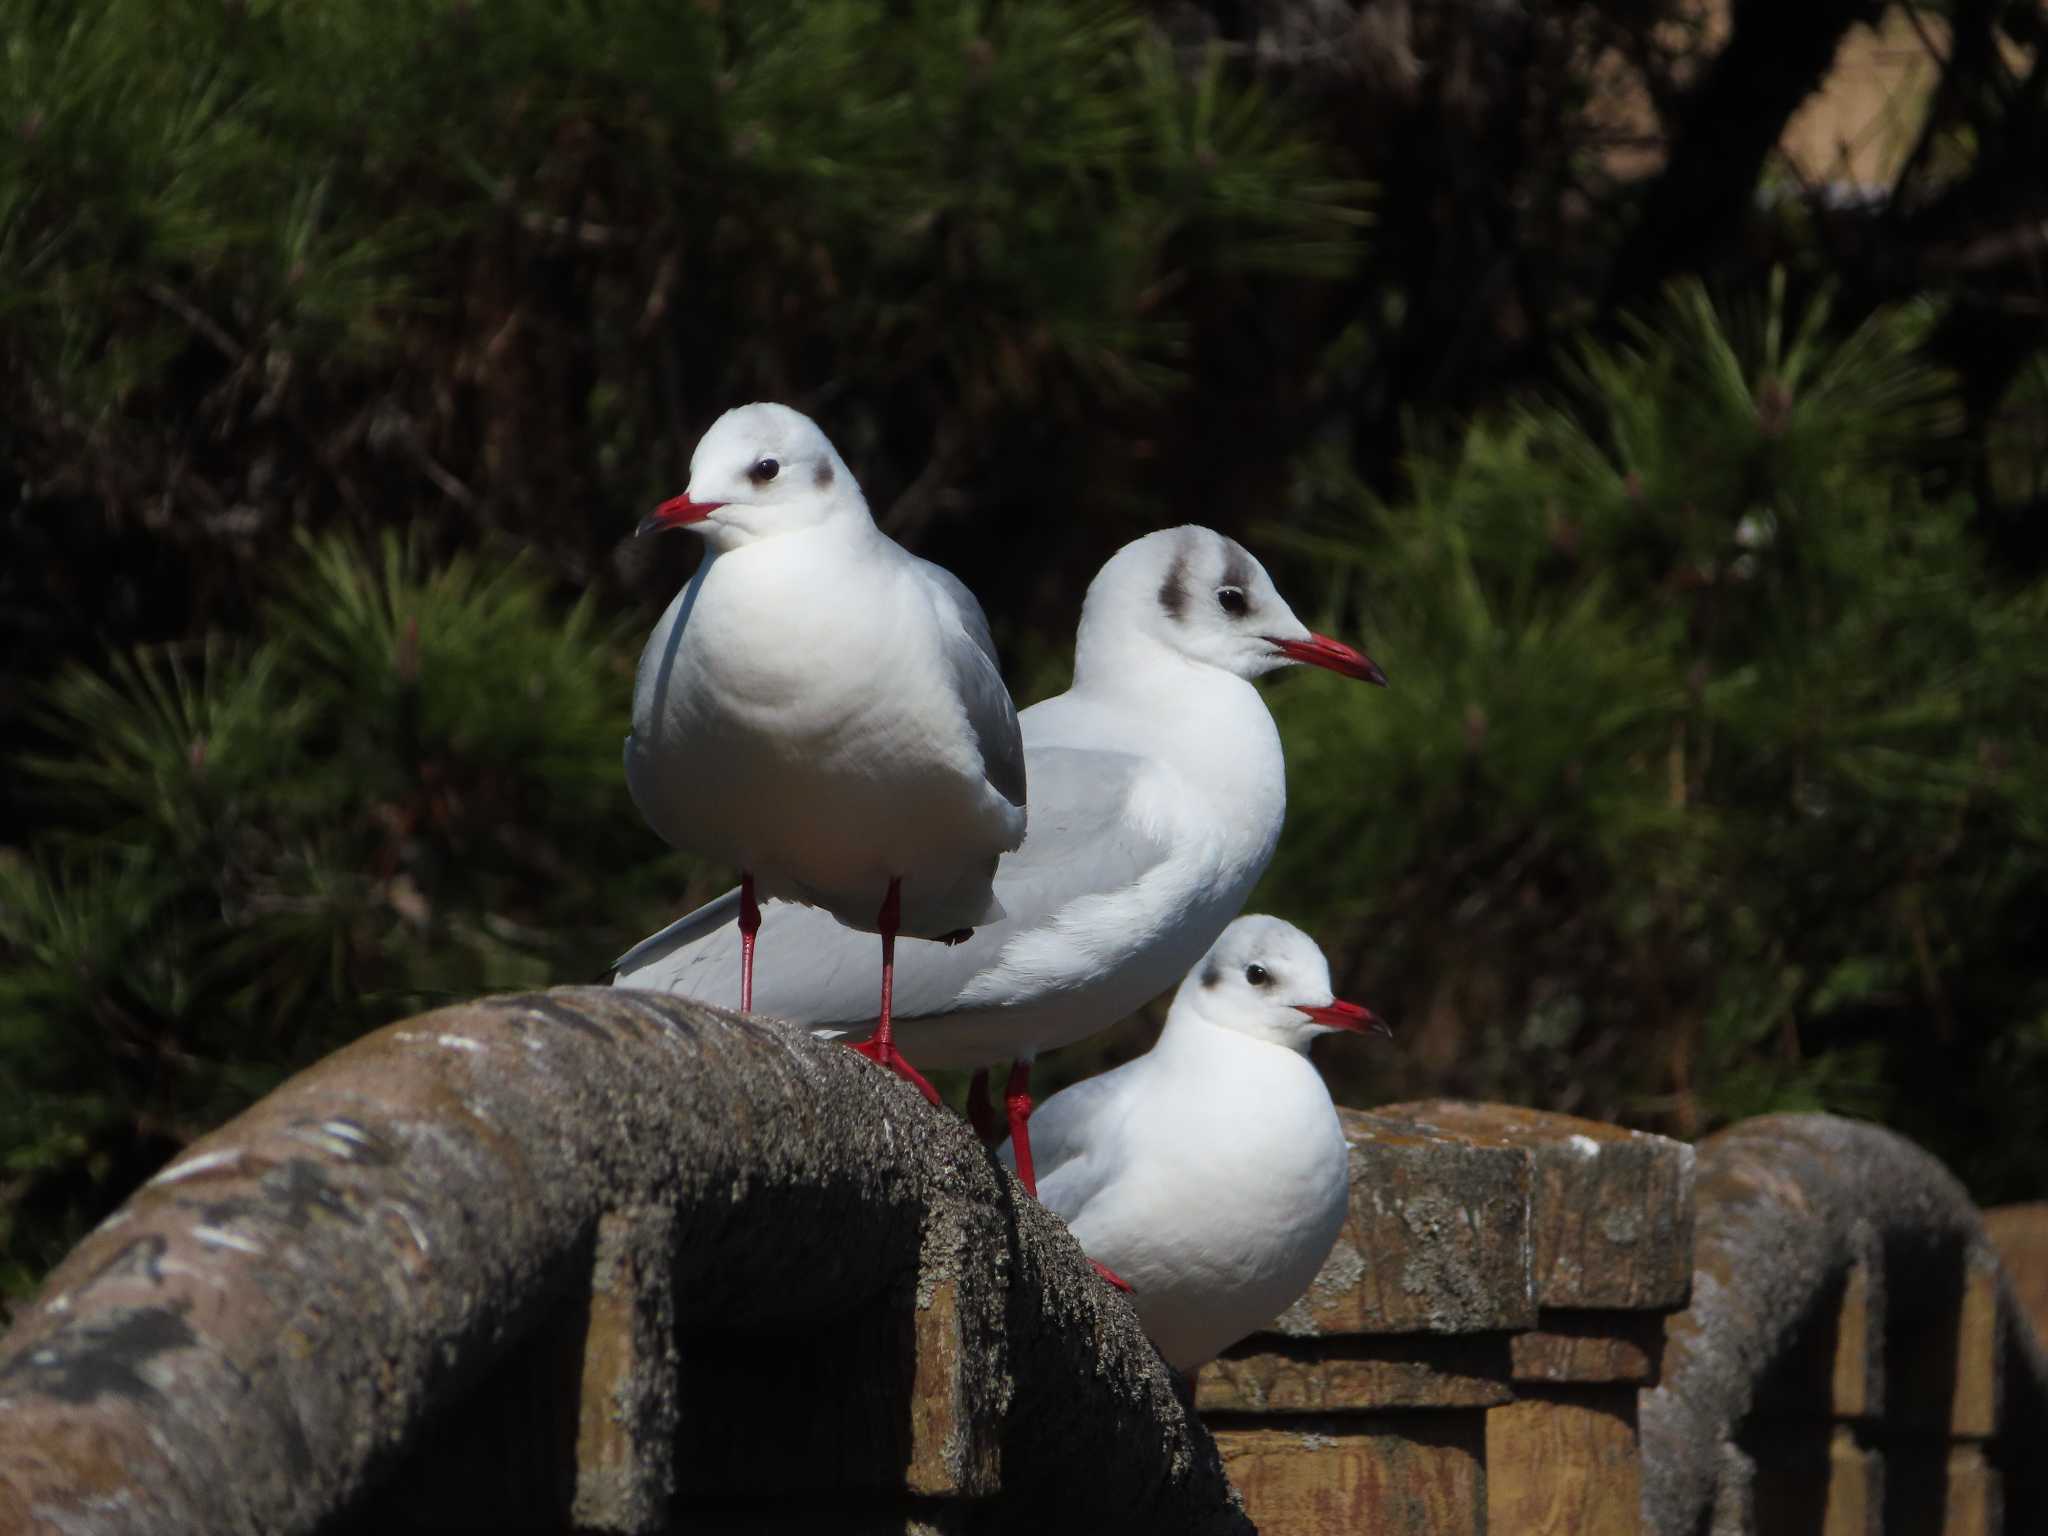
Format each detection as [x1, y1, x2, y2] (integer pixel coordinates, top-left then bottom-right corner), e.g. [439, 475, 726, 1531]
[1892, 1244, 2003, 1441]
[1211, 1415, 1484, 1536]
[1197, 1333, 1514, 1413]
[671, 1199, 1003, 1504]
[1888, 1444, 2003, 1536]
[1383, 1100, 1695, 1311]
[354, 1212, 681, 1533]
[672, 1282, 998, 1501]
[1485, 1386, 1640, 1536]
[1752, 1425, 1881, 1536]
[903, 1276, 1000, 1497]
[574, 1204, 678, 1535]
[1984, 1202, 2048, 1351]
[1510, 1308, 1667, 1385]
[684, 1514, 966, 1535]
[1756, 1255, 1883, 1424]
[1271, 1109, 1533, 1338]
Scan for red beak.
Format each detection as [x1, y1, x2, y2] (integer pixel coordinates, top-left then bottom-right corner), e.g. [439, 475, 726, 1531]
[637, 494, 725, 536]
[1294, 998, 1393, 1038]
[1268, 632, 1388, 686]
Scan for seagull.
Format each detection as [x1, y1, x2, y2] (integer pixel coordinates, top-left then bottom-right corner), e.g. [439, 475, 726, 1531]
[614, 524, 1385, 1176]
[624, 402, 1027, 1103]
[1003, 915, 1389, 1369]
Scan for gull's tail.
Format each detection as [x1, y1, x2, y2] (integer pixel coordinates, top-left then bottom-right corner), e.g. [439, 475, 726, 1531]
[610, 888, 743, 983]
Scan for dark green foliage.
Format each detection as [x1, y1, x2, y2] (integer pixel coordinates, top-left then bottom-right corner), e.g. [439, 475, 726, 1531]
[0, 0, 1366, 595]
[0, 533, 687, 1289]
[1256, 279, 2048, 1190]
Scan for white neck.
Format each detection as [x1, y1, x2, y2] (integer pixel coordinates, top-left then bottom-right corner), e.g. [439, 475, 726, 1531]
[1158, 1006, 1314, 1062]
[1095, 651, 1284, 814]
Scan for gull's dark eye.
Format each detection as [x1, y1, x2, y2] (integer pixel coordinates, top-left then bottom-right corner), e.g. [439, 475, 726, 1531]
[1216, 586, 1248, 617]
[748, 457, 780, 485]
[1244, 963, 1270, 987]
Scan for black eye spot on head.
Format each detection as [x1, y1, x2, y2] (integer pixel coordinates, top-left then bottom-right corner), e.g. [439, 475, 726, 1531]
[748, 457, 780, 485]
[1200, 964, 1221, 988]
[1244, 963, 1270, 987]
[814, 460, 833, 489]
[1216, 586, 1248, 617]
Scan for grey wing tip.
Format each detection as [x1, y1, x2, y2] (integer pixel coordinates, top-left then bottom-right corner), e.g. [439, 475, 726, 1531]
[611, 888, 744, 981]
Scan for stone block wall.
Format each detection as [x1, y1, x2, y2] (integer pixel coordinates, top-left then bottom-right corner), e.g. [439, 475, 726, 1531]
[1197, 1102, 1694, 1535]
[1643, 1115, 2048, 1536]
[1, 990, 2044, 1534]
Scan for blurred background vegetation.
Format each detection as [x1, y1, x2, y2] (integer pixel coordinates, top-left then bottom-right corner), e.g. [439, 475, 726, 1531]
[4, 0, 2046, 1295]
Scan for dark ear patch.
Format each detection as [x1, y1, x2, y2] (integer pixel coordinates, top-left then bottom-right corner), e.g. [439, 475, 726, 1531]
[1158, 551, 1190, 621]
[815, 460, 834, 489]
[1200, 964, 1221, 988]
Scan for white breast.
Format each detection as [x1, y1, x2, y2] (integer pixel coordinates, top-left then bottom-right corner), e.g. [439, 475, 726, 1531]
[625, 535, 1020, 936]
[1060, 1030, 1351, 1371]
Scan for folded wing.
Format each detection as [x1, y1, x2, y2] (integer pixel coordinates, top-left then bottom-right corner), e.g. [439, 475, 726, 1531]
[916, 557, 1026, 817]
[613, 744, 1169, 1028]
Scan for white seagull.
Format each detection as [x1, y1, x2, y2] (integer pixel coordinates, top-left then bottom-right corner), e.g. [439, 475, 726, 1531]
[614, 524, 1385, 1177]
[625, 402, 1027, 1103]
[1004, 915, 1387, 1368]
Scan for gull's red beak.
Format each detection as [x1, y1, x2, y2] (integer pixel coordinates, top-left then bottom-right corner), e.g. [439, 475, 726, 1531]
[637, 494, 725, 537]
[1268, 632, 1388, 686]
[1294, 998, 1393, 1038]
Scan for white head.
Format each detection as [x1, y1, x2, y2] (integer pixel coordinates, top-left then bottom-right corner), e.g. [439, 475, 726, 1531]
[638, 402, 867, 552]
[1170, 914, 1390, 1055]
[1071, 526, 1386, 690]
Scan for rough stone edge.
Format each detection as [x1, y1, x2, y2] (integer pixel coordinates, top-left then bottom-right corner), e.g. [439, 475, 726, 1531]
[1638, 1112, 2048, 1536]
[0, 987, 1249, 1536]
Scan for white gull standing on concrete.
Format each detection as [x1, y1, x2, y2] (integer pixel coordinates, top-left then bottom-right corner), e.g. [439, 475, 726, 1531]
[1003, 915, 1388, 1366]
[614, 525, 1385, 1180]
[624, 402, 1027, 1103]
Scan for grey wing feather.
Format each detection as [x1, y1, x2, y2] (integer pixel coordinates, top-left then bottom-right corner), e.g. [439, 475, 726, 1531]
[610, 888, 743, 976]
[915, 557, 1026, 812]
[613, 744, 1167, 1026]
[1001, 1067, 1132, 1221]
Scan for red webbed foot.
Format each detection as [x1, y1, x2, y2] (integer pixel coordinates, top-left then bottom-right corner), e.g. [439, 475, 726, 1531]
[848, 1036, 941, 1107]
[1091, 1259, 1134, 1293]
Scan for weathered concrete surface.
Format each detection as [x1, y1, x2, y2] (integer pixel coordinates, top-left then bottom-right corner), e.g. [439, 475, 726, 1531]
[1268, 1107, 1535, 1338]
[0, 988, 1249, 1536]
[1383, 1100, 1696, 1311]
[1198, 1332, 1516, 1413]
[1510, 1309, 1668, 1385]
[1211, 1413, 1485, 1536]
[1639, 1113, 2048, 1536]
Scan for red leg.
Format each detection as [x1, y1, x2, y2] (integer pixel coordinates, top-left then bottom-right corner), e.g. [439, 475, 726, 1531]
[850, 878, 940, 1105]
[997, 1059, 1124, 1289]
[1090, 1258, 1134, 1292]
[738, 872, 761, 1013]
[1005, 1058, 1038, 1198]
[967, 1068, 999, 1145]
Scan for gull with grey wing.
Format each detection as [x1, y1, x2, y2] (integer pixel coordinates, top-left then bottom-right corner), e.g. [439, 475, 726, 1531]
[624, 402, 1027, 1102]
[1006, 914, 1390, 1369]
[615, 524, 1385, 1184]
